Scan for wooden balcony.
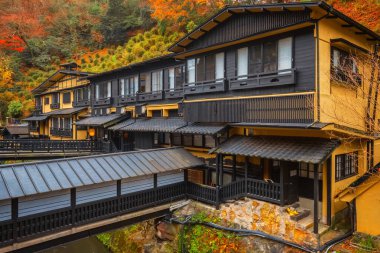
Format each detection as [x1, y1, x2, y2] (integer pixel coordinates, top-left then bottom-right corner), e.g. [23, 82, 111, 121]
[93, 97, 113, 107]
[72, 100, 90, 107]
[229, 69, 296, 91]
[118, 94, 137, 105]
[50, 103, 60, 109]
[137, 91, 163, 102]
[184, 79, 227, 95]
[164, 89, 183, 99]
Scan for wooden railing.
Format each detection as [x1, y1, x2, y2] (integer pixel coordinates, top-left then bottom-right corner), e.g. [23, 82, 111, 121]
[247, 178, 281, 204]
[0, 139, 104, 153]
[0, 180, 282, 247]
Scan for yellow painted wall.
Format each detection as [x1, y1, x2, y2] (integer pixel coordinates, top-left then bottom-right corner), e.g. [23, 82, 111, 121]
[317, 16, 375, 132]
[356, 181, 380, 235]
[331, 140, 368, 216]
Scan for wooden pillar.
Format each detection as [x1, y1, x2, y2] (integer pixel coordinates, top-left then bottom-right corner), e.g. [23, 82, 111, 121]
[232, 155, 237, 182]
[154, 174, 158, 188]
[326, 158, 332, 226]
[220, 155, 224, 186]
[215, 155, 220, 187]
[71, 188, 76, 225]
[184, 169, 188, 199]
[215, 154, 221, 209]
[280, 163, 285, 206]
[245, 156, 249, 195]
[314, 163, 320, 234]
[11, 198, 18, 242]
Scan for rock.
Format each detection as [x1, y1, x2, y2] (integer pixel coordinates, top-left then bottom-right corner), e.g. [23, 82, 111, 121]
[155, 222, 178, 241]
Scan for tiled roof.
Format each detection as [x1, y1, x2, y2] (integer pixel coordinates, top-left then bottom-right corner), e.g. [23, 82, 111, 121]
[22, 115, 48, 121]
[4, 124, 30, 135]
[175, 123, 227, 135]
[75, 114, 125, 127]
[43, 107, 87, 116]
[118, 117, 187, 133]
[212, 135, 339, 164]
[0, 147, 203, 201]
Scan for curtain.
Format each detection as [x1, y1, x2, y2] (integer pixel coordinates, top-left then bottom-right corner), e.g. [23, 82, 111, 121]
[278, 37, 292, 72]
[237, 47, 248, 79]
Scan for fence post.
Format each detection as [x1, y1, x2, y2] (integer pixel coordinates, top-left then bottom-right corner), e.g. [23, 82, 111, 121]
[216, 186, 220, 210]
[184, 169, 188, 199]
[11, 198, 18, 243]
[245, 156, 249, 196]
[117, 180, 121, 213]
[71, 188, 76, 226]
[154, 174, 158, 204]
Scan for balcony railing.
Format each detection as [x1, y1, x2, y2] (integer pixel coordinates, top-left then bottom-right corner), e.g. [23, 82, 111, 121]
[50, 103, 60, 109]
[137, 91, 163, 102]
[50, 128, 72, 137]
[35, 105, 42, 111]
[164, 88, 184, 99]
[118, 94, 137, 105]
[0, 139, 104, 153]
[184, 79, 227, 95]
[72, 100, 90, 107]
[229, 69, 296, 91]
[93, 97, 113, 106]
[29, 126, 39, 132]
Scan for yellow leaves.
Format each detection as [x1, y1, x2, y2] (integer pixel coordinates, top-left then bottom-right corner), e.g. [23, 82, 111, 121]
[0, 55, 13, 89]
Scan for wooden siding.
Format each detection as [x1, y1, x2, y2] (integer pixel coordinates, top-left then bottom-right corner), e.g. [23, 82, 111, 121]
[135, 132, 154, 149]
[121, 175, 154, 194]
[183, 93, 314, 123]
[76, 181, 117, 205]
[187, 11, 311, 51]
[0, 200, 11, 221]
[157, 171, 184, 187]
[18, 190, 70, 217]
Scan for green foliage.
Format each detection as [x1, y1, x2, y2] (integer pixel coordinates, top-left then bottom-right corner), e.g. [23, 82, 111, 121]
[7, 101, 23, 119]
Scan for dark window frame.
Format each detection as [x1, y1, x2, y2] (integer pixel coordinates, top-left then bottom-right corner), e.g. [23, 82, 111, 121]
[62, 92, 71, 104]
[335, 152, 358, 181]
[187, 52, 225, 84]
[331, 46, 361, 87]
[44, 97, 50, 105]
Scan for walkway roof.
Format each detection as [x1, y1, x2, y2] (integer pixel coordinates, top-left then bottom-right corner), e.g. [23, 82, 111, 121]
[43, 107, 87, 116]
[117, 118, 187, 133]
[23, 115, 49, 121]
[0, 147, 203, 201]
[211, 136, 339, 164]
[174, 123, 227, 136]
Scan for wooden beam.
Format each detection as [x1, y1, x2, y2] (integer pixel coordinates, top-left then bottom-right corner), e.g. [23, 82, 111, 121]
[220, 154, 224, 186]
[71, 188, 76, 225]
[313, 164, 319, 234]
[199, 28, 208, 33]
[355, 31, 366, 35]
[326, 15, 338, 19]
[245, 156, 249, 195]
[212, 19, 221, 24]
[342, 24, 354, 28]
[153, 174, 158, 188]
[280, 162, 285, 206]
[12, 198, 18, 242]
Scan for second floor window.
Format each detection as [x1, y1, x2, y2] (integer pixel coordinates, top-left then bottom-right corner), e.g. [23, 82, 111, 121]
[168, 66, 184, 91]
[75, 87, 89, 102]
[151, 70, 163, 92]
[52, 93, 60, 104]
[237, 37, 293, 79]
[44, 97, 50, 105]
[120, 75, 139, 96]
[63, 92, 71, 104]
[140, 72, 151, 93]
[335, 152, 358, 181]
[95, 82, 111, 100]
[331, 47, 360, 86]
[186, 52, 225, 84]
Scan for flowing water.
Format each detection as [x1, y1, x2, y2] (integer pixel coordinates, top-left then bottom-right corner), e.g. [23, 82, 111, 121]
[38, 236, 110, 253]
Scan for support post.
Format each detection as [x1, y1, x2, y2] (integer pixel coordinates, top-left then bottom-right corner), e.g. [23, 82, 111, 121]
[220, 155, 224, 186]
[314, 163, 320, 234]
[215, 155, 220, 187]
[232, 155, 237, 182]
[154, 173, 158, 203]
[245, 156, 249, 195]
[215, 154, 221, 209]
[71, 188, 76, 225]
[117, 179, 121, 212]
[327, 158, 332, 226]
[184, 169, 188, 199]
[280, 162, 285, 206]
[11, 198, 18, 242]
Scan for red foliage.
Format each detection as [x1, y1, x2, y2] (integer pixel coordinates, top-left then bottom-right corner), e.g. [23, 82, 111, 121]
[0, 36, 25, 52]
[331, 0, 380, 33]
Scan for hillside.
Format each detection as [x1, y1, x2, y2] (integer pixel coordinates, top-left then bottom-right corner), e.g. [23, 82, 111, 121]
[0, 0, 379, 120]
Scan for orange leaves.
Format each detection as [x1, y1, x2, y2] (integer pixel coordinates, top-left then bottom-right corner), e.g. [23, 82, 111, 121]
[0, 36, 25, 52]
[331, 0, 380, 33]
[147, 0, 226, 30]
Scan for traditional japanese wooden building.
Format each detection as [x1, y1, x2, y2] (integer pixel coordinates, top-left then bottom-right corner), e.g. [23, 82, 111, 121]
[22, 1, 380, 238]
[23, 63, 92, 140]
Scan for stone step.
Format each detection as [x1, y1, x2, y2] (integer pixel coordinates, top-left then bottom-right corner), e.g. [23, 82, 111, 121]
[297, 216, 314, 230]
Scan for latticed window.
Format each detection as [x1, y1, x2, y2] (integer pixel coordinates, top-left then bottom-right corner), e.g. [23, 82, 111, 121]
[335, 152, 358, 181]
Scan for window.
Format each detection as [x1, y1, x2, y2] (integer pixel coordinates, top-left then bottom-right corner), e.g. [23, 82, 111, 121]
[237, 47, 248, 79]
[331, 47, 360, 85]
[120, 79, 125, 96]
[52, 118, 59, 128]
[151, 70, 163, 92]
[335, 152, 358, 181]
[63, 117, 72, 130]
[172, 133, 182, 146]
[193, 135, 203, 147]
[169, 68, 175, 90]
[237, 37, 293, 77]
[187, 53, 225, 84]
[278, 37, 292, 72]
[205, 135, 216, 148]
[63, 92, 71, 104]
[44, 97, 50, 105]
[183, 135, 193, 146]
[52, 93, 60, 104]
[215, 53, 225, 81]
[187, 59, 196, 84]
[263, 41, 277, 72]
[95, 84, 100, 100]
[140, 73, 151, 93]
[107, 81, 111, 98]
[299, 163, 322, 180]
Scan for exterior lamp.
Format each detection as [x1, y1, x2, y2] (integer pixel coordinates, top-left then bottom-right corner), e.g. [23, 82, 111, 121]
[89, 128, 95, 138]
